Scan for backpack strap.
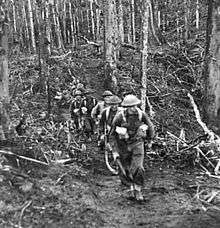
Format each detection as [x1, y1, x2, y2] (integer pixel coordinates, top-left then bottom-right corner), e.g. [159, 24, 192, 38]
[120, 107, 143, 123]
[105, 106, 111, 121]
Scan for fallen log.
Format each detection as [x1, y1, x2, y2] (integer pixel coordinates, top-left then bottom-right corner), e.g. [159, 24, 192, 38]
[0, 150, 49, 166]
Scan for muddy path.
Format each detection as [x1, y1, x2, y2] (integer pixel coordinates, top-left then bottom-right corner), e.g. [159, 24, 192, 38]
[1, 141, 220, 228]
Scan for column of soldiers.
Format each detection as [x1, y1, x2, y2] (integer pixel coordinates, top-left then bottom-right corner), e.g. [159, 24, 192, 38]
[55, 83, 155, 202]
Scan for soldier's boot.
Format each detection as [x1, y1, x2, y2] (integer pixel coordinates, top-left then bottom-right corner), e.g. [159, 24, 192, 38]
[127, 184, 135, 199]
[134, 184, 144, 201]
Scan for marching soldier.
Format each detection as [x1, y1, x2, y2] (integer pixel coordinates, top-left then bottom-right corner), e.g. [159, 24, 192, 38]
[82, 88, 97, 141]
[69, 90, 85, 131]
[91, 90, 113, 139]
[99, 95, 122, 150]
[91, 90, 113, 121]
[55, 90, 72, 121]
[109, 95, 155, 201]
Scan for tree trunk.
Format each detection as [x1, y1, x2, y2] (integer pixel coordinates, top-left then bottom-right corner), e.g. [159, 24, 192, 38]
[27, 0, 36, 53]
[184, 0, 190, 40]
[69, 1, 75, 48]
[127, 1, 132, 44]
[196, 0, 200, 29]
[12, 0, 17, 35]
[103, 0, 118, 92]
[141, 0, 150, 112]
[0, 6, 10, 139]
[51, 0, 62, 49]
[89, 0, 95, 39]
[206, 0, 220, 132]
[22, 0, 30, 52]
[63, 0, 67, 44]
[117, 0, 124, 43]
[94, 0, 100, 41]
[130, 0, 135, 43]
[45, 0, 51, 55]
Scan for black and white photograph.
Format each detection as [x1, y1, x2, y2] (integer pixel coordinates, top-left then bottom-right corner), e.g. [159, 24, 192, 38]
[0, 0, 220, 227]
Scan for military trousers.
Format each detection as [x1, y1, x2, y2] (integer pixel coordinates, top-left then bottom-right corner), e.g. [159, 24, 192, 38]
[113, 139, 145, 187]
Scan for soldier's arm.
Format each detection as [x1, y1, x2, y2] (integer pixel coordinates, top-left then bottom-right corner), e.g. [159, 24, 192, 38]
[142, 112, 155, 139]
[99, 110, 106, 135]
[91, 103, 99, 119]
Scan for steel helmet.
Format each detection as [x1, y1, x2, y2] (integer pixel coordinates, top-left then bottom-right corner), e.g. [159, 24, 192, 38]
[106, 95, 121, 105]
[121, 95, 141, 107]
[102, 90, 113, 97]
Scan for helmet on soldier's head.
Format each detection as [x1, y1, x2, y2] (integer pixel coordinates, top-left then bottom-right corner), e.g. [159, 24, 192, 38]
[121, 95, 141, 107]
[74, 90, 82, 96]
[102, 90, 113, 97]
[106, 95, 121, 105]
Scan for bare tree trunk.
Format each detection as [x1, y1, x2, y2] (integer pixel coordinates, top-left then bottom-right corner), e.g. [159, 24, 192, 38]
[127, 1, 132, 44]
[74, 7, 78, 48]
[27, 0, 36, 53]
[51, 0, 62, 49]
[117, 0, 124, 43]
[205, 0, 220, 132]
[89, 0, 95, 39]
[86, 4, 90, 36]
[45, 0, 51, 55]
[12, 0, 17, 35]
[0, 6, 10, 139]
[157, 6, 161, 28]
[94, 0, 100, 41]
[141, 0, 150, 112]
[130, 0, 135, 43]
[149, 0, 162, 45]
[63, 0, 67, 44]
[176, 10, 181, 40]
[196, 0, 200, 29]
[104, 0, 118, 92]
[184, 0, 190, 40]
[69, 0, 75, 48]
[22, 0, 30, 52]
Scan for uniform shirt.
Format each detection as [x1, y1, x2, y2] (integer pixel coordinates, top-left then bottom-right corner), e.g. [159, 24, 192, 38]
[110, 107, 155, 143]
[69, 98, 85, 118]
[83, 95, 97, 116]
[99, 107, 119, 134]
[91, 101, 107, 119]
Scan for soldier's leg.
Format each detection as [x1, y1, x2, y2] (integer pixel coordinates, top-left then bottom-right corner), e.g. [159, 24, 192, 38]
[130, 141, 145, 200]
[117, 141, 132, 187]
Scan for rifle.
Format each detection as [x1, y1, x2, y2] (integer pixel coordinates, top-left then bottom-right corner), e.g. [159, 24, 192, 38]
[103, 123, 128, 177]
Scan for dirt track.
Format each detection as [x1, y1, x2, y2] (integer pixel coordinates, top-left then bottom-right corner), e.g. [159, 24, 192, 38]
[1, 145, 220, 228]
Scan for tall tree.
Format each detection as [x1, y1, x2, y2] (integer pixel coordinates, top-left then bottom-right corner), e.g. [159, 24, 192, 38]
[27, 0, 36, 52]
[0, 2, 10, 139]
[103, 0, 118, 92]
[116, 0, 124, 43]
[141, 0, 150, 112]
[205, 0, 220, 131]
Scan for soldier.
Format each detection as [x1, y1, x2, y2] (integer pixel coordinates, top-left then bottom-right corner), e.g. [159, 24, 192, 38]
[109, 95, 155, 201]
[82, 88, 97, 141]
[91, 90, 113, 137]
[69, 90, 85, 131]
[55, 90, 72, 121]
[91, 90, 113, 120]
[99, 95, 122, 149]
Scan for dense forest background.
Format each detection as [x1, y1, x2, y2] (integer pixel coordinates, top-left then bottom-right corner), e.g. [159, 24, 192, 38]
[0, 0, 220, 227]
